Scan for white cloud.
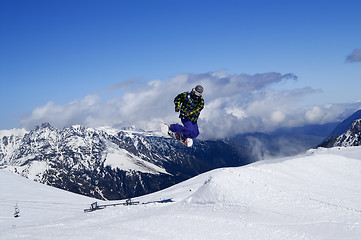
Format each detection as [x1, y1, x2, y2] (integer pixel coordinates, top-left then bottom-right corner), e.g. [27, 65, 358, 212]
[20, 71, 361, 139]
[346, 48, 361, 63]
[271, 111, 286, 123]
[305, 106, 324, 123]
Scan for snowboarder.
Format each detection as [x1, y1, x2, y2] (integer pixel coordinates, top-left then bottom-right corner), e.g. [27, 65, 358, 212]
[169, 85, 204, 143]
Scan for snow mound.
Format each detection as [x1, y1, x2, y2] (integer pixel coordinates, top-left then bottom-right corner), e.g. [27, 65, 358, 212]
[185, 148, 361, 212]
[185, 169, 248, 205]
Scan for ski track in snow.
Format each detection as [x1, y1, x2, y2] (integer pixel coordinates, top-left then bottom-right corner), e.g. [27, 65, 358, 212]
[1, 146, 361, 240]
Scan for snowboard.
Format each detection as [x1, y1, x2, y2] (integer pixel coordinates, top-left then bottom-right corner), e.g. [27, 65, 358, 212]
[160, 123, 193, 147]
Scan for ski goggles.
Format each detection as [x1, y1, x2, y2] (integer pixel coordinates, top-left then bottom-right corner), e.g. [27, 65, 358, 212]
[193, 88, 202, 97]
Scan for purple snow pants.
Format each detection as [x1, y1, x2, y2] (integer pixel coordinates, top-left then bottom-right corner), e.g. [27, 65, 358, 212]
[169, 119, 200, 139]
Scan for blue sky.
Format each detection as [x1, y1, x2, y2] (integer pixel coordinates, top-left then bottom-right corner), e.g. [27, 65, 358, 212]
[1, 0, 361, 137]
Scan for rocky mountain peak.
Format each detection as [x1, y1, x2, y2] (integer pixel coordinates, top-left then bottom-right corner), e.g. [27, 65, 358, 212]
[320, 118, 361, 147]
[333, 119, 361, 146]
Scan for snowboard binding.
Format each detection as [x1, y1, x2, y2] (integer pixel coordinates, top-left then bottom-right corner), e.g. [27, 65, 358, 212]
[162, 123, 193, 147]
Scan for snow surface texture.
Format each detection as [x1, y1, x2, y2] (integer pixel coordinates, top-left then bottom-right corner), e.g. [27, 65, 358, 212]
[1, 146, 361, 240]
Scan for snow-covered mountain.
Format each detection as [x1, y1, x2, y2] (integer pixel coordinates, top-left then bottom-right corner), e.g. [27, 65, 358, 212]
[327, 109, 361, 138]
[0, 123, 251, 200]
[331, 118, 361, 146]
[1, 146, 361, 240]
[320, 118, 361, 147]
[0, 119, 345, 201]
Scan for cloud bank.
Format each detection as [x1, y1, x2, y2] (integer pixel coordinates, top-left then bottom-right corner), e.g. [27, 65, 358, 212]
[21, 71, 361, 139]
[346, 48, 361, 63]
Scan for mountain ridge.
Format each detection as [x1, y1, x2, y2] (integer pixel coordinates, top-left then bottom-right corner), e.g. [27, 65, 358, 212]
[327, 109, 361, 138]
[319, 109, 361, 148]
[0, 123, 251, 200]
[320, 118, 361, 147]
[1, 117, 352, 200]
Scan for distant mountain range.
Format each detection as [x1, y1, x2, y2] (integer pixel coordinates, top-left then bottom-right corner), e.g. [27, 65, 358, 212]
[0, 123, 252, 200]
[1, 109, 360, 200]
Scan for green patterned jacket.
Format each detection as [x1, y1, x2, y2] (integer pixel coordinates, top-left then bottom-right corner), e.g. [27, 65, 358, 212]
[174, 92, 204, 123]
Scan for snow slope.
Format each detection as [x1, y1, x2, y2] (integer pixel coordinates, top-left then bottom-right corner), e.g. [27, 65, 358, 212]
[1, 146, 361, 240]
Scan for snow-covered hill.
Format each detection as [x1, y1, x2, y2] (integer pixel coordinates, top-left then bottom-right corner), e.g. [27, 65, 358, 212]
[2, 146, 361, 240]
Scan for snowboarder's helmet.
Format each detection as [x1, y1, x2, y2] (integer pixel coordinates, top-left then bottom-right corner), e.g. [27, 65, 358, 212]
[193, 85, 203, 97]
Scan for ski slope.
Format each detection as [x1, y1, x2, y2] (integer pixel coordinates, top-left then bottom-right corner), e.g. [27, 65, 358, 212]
[1, 146, 361, 240]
